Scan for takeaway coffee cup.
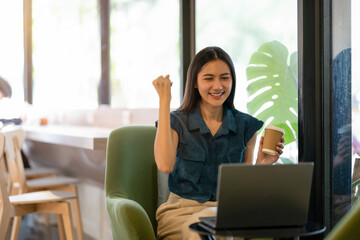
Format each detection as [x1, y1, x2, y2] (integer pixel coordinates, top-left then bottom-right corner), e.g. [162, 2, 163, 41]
[262, 125, 285, 155]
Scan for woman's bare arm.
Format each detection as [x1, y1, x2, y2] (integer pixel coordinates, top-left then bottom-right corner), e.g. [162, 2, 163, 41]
[153, 75, 179, 173]
[243, 133, 257, 164]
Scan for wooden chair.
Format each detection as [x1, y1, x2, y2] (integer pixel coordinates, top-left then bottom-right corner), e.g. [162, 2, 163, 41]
[0, 126, 59, 180]
[24, 166, 59, 180]
[2, 128, 84, 240]
[0, 152, 59, 195]
[0, 132, 76, 240]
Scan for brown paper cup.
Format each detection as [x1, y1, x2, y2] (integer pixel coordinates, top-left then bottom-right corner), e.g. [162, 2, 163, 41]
[262, 125, 285, 155]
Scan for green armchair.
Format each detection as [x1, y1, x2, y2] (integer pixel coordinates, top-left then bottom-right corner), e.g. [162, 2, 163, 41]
[324, 196, 360, 239]
[105, 126, 158, 240]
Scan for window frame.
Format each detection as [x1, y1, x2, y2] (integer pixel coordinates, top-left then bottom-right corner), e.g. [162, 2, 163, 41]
[23, 0, 194, 106]
[298, 0, 329, 236]
[23, 0, 32, 103]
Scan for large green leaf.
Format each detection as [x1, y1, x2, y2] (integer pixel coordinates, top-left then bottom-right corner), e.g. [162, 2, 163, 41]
[246, 41, 298, 145]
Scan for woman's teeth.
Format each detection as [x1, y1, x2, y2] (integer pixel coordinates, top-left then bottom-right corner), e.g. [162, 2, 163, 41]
[210, 92, 223, 96]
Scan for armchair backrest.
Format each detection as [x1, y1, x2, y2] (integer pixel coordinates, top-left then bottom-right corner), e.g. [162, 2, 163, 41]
[324, 199, 360, 239]
[105, 125, 158, 239]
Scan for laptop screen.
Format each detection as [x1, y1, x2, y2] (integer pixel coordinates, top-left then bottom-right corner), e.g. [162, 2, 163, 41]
[214, 163, 314, 229]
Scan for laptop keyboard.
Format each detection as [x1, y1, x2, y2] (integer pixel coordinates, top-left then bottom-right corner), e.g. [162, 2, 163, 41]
[199, 216, 216, 228]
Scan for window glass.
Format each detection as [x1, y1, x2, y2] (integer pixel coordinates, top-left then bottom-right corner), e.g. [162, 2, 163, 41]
[32, 0, 100, 109]
[352, 0, 360, 207]
[0, 1, 24, 102]
[110, 0, 180, 109]
[331, 0, 352, 226]
[196, 0, 298, 163]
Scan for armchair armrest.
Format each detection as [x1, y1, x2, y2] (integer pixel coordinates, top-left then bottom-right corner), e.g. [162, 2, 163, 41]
[106, 196, 156, 240]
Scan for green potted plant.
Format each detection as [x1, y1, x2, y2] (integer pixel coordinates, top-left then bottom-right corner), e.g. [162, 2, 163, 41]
[246, 40, 298, 163]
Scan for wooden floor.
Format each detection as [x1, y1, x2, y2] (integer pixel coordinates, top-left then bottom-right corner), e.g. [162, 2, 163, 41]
[6, 214, 94, 240]
[18, 220, 61, 240]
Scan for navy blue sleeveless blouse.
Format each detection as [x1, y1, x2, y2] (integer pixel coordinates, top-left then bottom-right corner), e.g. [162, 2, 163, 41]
[166, 103, 263, 203]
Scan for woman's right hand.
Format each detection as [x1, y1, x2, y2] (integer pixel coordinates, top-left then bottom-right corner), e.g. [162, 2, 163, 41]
[152, 74, 178, 173]
[152, 74, 173, 102]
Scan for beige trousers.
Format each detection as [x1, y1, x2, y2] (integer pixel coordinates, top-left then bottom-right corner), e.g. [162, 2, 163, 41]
[156, 192, 237, 240]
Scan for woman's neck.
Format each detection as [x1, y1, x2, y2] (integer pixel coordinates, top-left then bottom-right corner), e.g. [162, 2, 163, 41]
[199, 102, 224, 137]
[200, 102, 223, 121]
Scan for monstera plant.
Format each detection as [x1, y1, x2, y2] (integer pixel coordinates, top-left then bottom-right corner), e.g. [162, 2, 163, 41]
[246, 40, 298, 147]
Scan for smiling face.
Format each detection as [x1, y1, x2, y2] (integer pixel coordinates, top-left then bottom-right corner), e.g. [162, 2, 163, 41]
[195, 59, 232, 110]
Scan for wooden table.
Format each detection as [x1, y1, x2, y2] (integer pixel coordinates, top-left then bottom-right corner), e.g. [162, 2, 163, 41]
[22, 125, 111, 150]
[22, 124, 113, 184]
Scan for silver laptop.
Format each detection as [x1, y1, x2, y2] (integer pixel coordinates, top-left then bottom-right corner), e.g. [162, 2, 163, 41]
[199, 162, 314, 230]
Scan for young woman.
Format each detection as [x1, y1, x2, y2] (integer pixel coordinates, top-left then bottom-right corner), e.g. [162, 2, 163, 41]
[152, 46, 284, 240]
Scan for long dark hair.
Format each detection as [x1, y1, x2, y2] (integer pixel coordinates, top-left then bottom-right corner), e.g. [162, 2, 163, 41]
[0, 76, 12, 98]
[179, 46, 236, 112]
